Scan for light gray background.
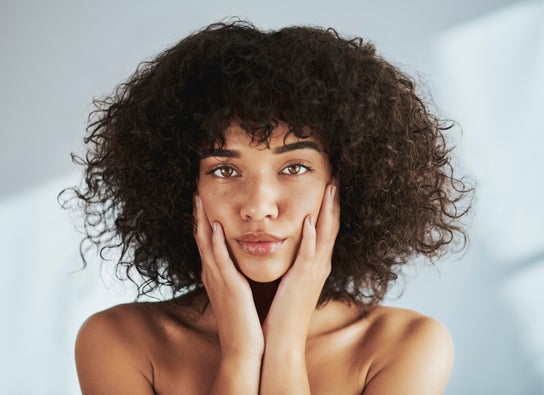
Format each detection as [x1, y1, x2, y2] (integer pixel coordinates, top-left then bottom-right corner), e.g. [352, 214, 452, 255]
[1, 1, 543, 394]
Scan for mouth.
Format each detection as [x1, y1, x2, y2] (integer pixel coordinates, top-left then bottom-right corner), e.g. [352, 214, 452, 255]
[236, 233, 285, 256]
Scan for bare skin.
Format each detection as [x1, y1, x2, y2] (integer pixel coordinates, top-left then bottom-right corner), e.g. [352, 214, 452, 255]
[75, 124, 454, 394]
[76, 298, 453, 394]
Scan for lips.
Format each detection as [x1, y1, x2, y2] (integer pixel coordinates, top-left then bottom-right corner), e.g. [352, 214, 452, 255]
[236, 233, 285, 256]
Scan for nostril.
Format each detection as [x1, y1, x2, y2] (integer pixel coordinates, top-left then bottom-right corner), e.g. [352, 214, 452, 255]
[240, 199, 279, 222]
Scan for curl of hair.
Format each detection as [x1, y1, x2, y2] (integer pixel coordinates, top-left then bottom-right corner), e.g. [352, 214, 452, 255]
[60, 19, 473, 307]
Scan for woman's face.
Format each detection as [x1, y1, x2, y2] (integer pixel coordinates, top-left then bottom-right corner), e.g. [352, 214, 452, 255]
[197, 123, 332, 283]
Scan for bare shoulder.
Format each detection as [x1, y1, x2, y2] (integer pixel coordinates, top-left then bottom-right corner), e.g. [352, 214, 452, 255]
[75, 302, 165, 395]
[360, 305, 454, 395]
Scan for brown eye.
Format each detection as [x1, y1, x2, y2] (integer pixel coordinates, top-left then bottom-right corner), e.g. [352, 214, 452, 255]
[212, 166, 238, 178]
[288, 165, 301, 174]
[220, 167, 233, 177]
[281, 164, 309, 175]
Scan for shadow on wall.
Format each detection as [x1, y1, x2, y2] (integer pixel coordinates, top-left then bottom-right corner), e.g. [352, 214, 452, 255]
[388, 2, 544, 394]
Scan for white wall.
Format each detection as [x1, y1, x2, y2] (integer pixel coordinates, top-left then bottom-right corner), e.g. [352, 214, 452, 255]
[0, 175, 132, 394]
[388, 3, 544, 394]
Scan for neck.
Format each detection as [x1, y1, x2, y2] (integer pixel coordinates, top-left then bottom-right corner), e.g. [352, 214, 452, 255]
[247, 277, 281, 323]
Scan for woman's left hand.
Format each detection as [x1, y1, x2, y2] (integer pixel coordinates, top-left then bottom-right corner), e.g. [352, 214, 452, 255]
[262, 183, 340, 351]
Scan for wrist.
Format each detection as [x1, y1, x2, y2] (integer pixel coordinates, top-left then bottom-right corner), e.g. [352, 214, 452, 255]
[220, 348, 264, 365]
[211, 353, 262, 395]
[217, 331, 265, 360]
[263, 328, 307, 355]
[263, 341, 306, 363]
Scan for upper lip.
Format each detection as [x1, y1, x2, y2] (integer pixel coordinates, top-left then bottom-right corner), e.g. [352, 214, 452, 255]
[237, 232, 284, 242]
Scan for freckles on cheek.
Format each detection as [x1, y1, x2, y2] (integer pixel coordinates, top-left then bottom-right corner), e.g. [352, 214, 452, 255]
[201, 189, 231, 225]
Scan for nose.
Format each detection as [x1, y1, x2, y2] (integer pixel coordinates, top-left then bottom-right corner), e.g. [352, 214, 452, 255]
[239, 176, 280, 222]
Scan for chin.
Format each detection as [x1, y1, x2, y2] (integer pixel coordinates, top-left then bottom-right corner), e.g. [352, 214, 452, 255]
[235, 256, 292, 283]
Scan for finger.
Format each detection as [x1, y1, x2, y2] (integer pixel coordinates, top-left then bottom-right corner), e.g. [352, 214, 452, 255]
[296, 215, 316, 262]
[211, 221, 237, 274]
[193, 195, 216, 272]
[210, 221, 254, 297]
[315, 184, 340, 254]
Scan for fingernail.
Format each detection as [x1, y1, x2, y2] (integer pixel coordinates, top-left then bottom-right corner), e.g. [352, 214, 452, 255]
[213, 221, 218, 232]
[329, 185, 336, 198]
[307, 215, 314, 226]
[195, 195, 201, 209]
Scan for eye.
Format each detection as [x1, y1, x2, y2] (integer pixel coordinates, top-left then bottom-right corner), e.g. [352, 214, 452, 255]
[281, 163, 311, 175]
[209, 165, 239, 178]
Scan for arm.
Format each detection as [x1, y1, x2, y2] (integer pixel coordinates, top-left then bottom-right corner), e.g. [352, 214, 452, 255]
[362, 317, 454, 395]
[194, 195, 263, 395]
[208, 355, 263, 395]
[260, 184, 340, 395]
[75, 310, 155, 395]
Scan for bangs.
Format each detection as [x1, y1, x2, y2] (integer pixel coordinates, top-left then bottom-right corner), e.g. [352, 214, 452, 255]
[176, 26, 337, 155]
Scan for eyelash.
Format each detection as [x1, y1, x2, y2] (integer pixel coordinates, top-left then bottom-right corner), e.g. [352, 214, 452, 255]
[206, 163, 313, 178]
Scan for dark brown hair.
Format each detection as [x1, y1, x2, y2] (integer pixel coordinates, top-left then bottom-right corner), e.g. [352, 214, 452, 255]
[60, 19, 472, 307]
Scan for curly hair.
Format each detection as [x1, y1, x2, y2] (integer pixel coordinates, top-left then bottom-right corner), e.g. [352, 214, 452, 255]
[60, 19, 472, 307]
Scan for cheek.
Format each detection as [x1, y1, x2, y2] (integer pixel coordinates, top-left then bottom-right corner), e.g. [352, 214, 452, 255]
[199, 187, 238, 226]
[198, 188, 221, 224]
[286, 186, 325, 222]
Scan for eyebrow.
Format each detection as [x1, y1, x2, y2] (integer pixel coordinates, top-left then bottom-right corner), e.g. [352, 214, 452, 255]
[273, 141, 321, 154]
[202, 148, 240, 159]
[201, 141, 321, 159]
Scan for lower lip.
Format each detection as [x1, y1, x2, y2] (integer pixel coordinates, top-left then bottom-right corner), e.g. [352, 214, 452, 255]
[237, 240, 285, 256]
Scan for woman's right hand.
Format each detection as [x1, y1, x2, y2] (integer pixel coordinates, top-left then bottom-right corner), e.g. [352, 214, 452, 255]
[193, 195, 264, 361]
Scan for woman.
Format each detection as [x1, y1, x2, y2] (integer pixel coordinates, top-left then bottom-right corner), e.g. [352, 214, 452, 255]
[67, 20, 471, 394]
